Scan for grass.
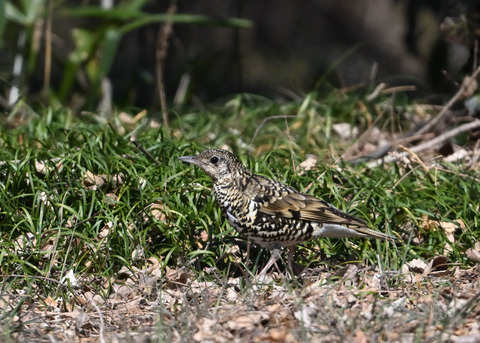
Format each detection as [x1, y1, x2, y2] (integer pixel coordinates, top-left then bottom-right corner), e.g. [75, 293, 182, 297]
[0, 90, 479, 341]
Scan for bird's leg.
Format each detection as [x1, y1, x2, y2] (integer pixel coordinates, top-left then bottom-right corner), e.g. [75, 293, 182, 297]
[286, 246, 295, 278]
[258, 248, 282, 276]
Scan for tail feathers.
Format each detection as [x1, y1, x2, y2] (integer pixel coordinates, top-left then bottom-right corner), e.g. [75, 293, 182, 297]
[353, 226, 398, 241]
[314, 223, 398, 241]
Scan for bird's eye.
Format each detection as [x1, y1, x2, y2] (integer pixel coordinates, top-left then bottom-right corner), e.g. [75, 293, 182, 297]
[210, 156, 219, 164]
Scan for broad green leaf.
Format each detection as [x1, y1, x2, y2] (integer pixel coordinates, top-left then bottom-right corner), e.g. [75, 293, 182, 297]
[99, 28, 122, 78]
[65, 6, 144, 20]
[119, 13, 252, 34]
[5, 2, 28, 25]
[21, 0, 45, 25]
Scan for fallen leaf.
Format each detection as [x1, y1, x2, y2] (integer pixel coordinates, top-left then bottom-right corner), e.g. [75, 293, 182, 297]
[423, 256, 449, 276]
[353, 329, 368, 343]
[254, 327, 289, 342]
[332, 122, 359, 140]
[466, 248, 480, 263]
[406, 259, 428, 273]
[299, 155, 318, 171]
[382, 297, 406, 318]
[149, 202, 166, 222]
[192, 318, 218, 342]
[43, 295, 57, 309]
[226, 312, 269, 331]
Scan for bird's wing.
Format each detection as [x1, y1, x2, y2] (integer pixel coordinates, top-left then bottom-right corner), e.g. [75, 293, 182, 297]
[247, 175, 362, 224]
[243, 175, 396, 241]
[259, 191, 367, 226]
[259, 191, 397, 240]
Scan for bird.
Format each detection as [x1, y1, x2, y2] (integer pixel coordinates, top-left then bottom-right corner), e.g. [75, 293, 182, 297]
[179, 148, 396, 276]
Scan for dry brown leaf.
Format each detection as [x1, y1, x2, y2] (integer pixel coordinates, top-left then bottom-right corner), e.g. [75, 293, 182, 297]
[35, 162, 47, 174]
[111, 284, 134, 300]
[332, 264, 358, 281]
[83, 171, 125, 188]
[406, 259, 428, 273]
[254, 327, 289, 342]
[466, 248, 480, 263]
[105, 193, 118, 203]
[165, 266, 189, 289]
[421, 215, 439, 232]
[353, 329, 368, 343]
[83, 170, 107, 188]
[452, 334, 480, 343]
[41, 238, 56, 259]
[196, 229, 209, 248]
[146, 256, 163, 277]
[118, 111, 136, 125]
[359, 301, 374, 321]
[149, 202, 166, 222]
[441, 221, 457, 253]
[82, 292, 105, 308]
[299, 155, 318, 172]
[455, 219, 467, 230]
[382, 297, 407, 318]
[423, 255, 449, 276]
[226, 312, 269, 332]
[192, 318, 218, 342]
[43, 295, 58, 310]
[363, 272, 382, 291]
[332, 122, 359, 140]
[117, 265, 135, 279]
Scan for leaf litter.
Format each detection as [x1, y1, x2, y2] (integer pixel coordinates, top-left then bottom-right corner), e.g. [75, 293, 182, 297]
[3, 255, 479, 342]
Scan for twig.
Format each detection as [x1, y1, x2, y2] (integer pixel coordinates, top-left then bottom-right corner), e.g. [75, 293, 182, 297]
[415, 65, 480, 136]
[366, 82, 386, 101]
[89, 296, 106, 343]
[411, 120, 480, 154]
[130, 137, 161, 166]
[367, 119, 480, 167]
[398, 144, 429, 172]
[434, 167, 480, 183]
[43, 0, 52, 94]
[156, 0, 177, 129]
[391, 162, 425, 191]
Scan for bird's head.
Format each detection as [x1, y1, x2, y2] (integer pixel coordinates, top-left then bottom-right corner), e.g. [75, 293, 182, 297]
[179, 149, 248, 182]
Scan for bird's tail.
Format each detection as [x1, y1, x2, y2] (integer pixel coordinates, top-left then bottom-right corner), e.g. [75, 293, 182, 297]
[354, 226, 399, 241]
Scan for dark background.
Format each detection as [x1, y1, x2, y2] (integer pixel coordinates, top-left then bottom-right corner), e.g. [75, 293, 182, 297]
[1, 0, 478, 111]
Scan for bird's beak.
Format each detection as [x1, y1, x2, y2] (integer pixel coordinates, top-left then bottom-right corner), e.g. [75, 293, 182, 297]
[179, 155, 201, 166]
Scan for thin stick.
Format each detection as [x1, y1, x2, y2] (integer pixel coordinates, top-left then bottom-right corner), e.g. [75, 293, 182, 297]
[89, 296, 106, 343]
[415, 65, 480, 136]
[130, 137, 161, 166]
[434, 167, 480, 183]
[398, 144, 429, 172]
[367, 119, 480, 167]
[43, 0, 52, 93]
[156, 0, 177, 129]
[412, 120, 480, 154]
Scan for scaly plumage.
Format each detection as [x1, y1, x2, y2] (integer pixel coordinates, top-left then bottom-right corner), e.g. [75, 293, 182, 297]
[179, 149, 396, 275]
